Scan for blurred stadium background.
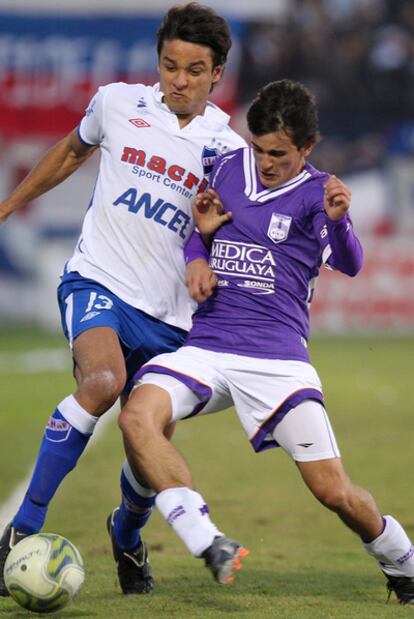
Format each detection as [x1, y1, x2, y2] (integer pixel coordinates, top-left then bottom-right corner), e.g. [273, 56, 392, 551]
[0, 0, 413, 334]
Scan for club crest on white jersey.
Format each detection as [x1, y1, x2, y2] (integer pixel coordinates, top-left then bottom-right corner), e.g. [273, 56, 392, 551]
[202, 146, 219, 175]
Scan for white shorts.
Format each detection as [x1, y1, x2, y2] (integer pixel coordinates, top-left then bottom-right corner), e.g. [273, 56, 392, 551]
[136, 346, 340, 460]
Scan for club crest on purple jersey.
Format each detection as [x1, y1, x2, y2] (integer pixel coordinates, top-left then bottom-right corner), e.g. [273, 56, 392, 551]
[267, 213, 292, 244]
[202, 146, 218, 175]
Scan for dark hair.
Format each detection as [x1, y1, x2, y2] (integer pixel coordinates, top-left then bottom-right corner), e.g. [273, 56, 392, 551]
[246, 80, 321, 149]
[157, 2, 232, 68]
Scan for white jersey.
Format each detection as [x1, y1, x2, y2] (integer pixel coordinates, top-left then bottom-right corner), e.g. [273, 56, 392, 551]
[66, 82, 246, 330]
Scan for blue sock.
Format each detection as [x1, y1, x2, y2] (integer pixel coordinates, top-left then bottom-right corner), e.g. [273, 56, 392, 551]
[113, 469, 156, 551]
[13, 407, 92, 534]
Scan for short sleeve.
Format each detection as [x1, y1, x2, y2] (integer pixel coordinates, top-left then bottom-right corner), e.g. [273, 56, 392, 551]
[78, 86, 107, 146]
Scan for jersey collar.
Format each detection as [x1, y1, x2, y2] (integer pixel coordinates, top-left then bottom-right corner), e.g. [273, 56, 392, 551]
[243, 148, 313, 203]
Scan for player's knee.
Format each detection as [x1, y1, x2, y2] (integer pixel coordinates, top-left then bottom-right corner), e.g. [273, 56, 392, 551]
[80, 369, 126, 411]
[118, 398, 151, 439]
[119, 388, 170, 442]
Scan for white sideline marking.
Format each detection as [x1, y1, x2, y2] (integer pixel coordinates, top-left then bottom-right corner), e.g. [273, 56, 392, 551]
[0, 348, 120, 529]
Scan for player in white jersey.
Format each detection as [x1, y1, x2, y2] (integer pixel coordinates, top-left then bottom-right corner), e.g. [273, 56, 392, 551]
[115, 80, 414, 604]
[0, 3, 245, 596]
[68, 79, 242, 330]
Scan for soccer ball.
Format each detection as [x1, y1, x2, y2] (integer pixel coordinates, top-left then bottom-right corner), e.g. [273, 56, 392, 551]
[3, 533, 84, 613]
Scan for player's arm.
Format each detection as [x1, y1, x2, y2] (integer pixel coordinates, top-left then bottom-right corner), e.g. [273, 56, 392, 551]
[0, 128, 97, 224]
[186, 258, 217, 303]
[319, 175, 363, 276]
[185, 188, 231, 302]
[186, 164, 231, 302]
[184, 231, 217, 303]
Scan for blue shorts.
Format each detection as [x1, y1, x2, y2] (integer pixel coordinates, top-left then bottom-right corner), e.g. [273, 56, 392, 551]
[57, 271, 187, 390]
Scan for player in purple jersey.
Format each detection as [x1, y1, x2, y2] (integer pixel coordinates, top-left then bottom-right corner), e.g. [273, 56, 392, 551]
[0, 3, 244, 597]
[115, 80, 414, 603]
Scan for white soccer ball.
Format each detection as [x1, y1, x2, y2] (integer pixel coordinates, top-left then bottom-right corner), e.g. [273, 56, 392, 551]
[3, 533, 84, 613]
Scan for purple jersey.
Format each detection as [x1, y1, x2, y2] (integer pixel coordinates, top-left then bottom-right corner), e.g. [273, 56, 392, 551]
[185, 148, 363, 362]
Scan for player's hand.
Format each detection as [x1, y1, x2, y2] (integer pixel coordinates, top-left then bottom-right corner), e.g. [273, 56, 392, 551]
[324, 175, 351, 221]
[193, 189, 232, 236]
[186, 258, 217, 303]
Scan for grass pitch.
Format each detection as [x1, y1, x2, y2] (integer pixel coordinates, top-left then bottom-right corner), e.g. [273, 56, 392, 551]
[0, 329, 413, 618]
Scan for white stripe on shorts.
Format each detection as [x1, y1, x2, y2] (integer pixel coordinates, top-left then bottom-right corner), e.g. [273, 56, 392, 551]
[64, 292, 74, 346]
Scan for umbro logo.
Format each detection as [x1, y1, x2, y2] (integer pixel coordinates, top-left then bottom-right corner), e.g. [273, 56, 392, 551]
[129, 118, 151, 128]
[80, 311, 101, 322]
[297, 442, 314, 448]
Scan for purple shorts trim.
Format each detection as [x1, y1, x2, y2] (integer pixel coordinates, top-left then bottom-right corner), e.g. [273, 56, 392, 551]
[134, 364, 212, 418]
[251, 388, 324, 453]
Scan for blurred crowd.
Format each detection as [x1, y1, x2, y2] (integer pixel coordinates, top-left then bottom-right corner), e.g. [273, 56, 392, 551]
[238, 0, 414, 175]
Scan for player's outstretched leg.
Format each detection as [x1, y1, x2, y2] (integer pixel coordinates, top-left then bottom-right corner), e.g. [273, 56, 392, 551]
[107, 461, 155, 594]
[0, 397, 98, 596]
[0, 524, 29, 596]
[298, 459, 414, 605]
[119, 386, 249, 584]
[156, 487, 249, 584]
[14, 396, 98, 531]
